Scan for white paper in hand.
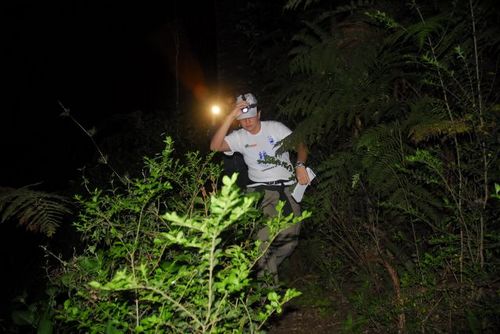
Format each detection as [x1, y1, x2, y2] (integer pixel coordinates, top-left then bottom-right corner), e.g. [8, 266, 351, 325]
[291, 167, 316, 203]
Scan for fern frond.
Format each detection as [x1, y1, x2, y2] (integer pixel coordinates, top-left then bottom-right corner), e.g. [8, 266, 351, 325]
[409, 118, 471, 143]
[282, 13, 406, 144]
[291, 30, 322, 49]
[284, 0, 321, 11]
[355, 124, 409, 196]
[302, 20, 330, 42]
[402, 97, 472, 143]
[0, 186, 73, 237]
[384, 185, 442, 224]
[306, 150, 364, 222]
[405, 14, 449, 49]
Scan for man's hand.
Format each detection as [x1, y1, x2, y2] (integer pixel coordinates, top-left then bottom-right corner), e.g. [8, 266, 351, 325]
[231, 100, 249, 119]
[295, 166, 310, 185]
[210, 99, 248, 152]
[295, 142, 309, 185]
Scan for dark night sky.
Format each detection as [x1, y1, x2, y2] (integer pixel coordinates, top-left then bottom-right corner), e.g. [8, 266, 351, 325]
[1, 1, 218, 189]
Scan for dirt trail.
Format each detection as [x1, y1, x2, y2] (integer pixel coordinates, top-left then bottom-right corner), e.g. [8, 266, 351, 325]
[268, 306, 341, 334]
[264, 249, 350, 334]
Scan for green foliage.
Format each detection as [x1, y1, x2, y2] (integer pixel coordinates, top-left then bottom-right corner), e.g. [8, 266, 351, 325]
[9, 287, 57, 334]
[49, 138, 308, 333]
[341, 312, 367, 334]
[0, 186, 73, 237]
[264, 0, 500, 332]
[276, 11, 401, 151]
[492, 183, 500, 200]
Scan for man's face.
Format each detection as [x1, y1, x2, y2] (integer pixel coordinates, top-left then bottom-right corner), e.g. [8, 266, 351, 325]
[238, 112, 261, 134]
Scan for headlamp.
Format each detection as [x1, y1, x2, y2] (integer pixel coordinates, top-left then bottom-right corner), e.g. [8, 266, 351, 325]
[241, 104, 257, 113]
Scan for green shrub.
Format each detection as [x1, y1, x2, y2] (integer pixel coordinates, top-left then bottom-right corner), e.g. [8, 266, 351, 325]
[50, 138, 307, 333]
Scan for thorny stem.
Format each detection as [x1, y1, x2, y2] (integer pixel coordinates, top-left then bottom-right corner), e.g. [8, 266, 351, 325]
[204, 233, 217, 327]
[187, 159, 211, 218]
[469, 0, 487, 269]
[241, 298, 255, 333]
[413, 4, 472, 281]
[58, 100, 126, 185]
[138, 285, 204, 329]
[368, 222, 405, 333]
[208, 292, 229, 330]
[411, 221, 424, 281]
[40, 245, 67, 267]
[130, 200, 149, 328]
[415, 6, 464, 204]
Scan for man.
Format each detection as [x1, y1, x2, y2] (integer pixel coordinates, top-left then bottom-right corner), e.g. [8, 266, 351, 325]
[210, 92, 310, 282]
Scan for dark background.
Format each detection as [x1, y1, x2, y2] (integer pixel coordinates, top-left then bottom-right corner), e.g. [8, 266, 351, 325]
[1, 1, 220, 190]
[0, 0, 226, 324]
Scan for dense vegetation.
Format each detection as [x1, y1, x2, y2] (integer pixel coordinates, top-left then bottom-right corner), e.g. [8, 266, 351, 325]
[245, 0, 500, 332]
[3, 138, 308, 333]
[1, 0, 499, 333]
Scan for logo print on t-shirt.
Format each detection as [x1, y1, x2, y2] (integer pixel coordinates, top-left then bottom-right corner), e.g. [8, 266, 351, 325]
[258, 151, 267, 161]
[267, 136, 275, 145]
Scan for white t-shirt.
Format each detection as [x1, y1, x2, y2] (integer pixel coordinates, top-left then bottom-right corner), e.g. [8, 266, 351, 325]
[224, 121, 294, 183]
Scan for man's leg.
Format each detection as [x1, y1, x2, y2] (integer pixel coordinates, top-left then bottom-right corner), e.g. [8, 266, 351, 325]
[256, 187, 301, 282]
[272, 187, 301, 269]
[272, 223, 300, 269]
[256, 189, 280, 281]
[256, 225, 278, 280]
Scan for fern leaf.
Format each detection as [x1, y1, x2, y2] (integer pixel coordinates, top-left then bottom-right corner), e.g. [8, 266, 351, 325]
[0, 187, 73, 237]
[284, 0, 321, 11]
[405, 14, 448, 49]
[409, 118, 471, 143]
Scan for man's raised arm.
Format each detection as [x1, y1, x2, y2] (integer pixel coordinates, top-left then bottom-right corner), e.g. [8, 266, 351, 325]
[210, 100, 246, 152]
[210, 115, 233, 152]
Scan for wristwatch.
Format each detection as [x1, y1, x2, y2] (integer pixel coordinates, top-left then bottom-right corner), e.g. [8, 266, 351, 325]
[295, 161, 306, 168]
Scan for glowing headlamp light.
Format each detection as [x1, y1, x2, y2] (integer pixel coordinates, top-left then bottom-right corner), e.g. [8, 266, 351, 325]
[241, 104, 257, 113]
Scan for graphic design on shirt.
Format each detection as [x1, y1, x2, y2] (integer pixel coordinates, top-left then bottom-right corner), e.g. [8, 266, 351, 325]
[257, 151, 278, 171]
[244, 143, 257, 148]
[258, 151, 267, 161]
[267, 136, 275, 145]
